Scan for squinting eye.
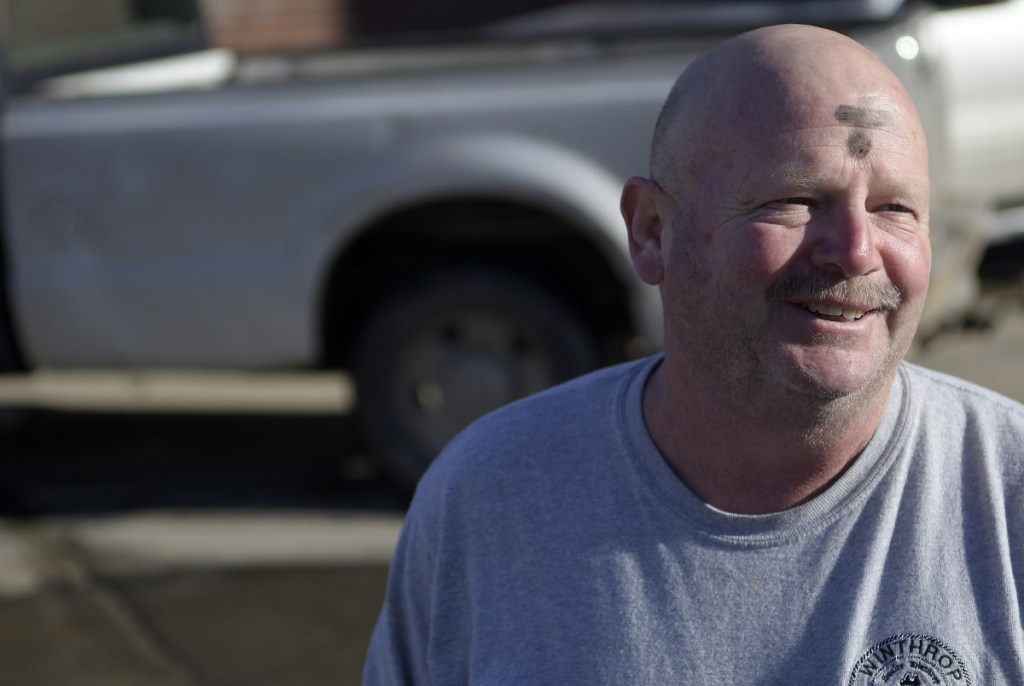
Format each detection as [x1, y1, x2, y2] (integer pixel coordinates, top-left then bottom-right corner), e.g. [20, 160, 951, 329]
[784, 197, 814, 206]
[883, 203, 913, 213]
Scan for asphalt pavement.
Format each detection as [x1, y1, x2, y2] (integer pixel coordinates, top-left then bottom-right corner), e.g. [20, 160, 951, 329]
[0, 513, 400, 686]
[1, 301, 1023, 686]
[0, 377, 405, 686]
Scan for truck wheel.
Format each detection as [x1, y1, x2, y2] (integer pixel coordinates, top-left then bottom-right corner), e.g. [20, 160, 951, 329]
[353, 266, 599, 491]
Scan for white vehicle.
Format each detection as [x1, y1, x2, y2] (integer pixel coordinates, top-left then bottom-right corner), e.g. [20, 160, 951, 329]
[0, 0, 1014, 488]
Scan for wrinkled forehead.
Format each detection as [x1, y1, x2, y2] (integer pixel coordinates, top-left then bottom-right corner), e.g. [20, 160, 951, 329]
[694, 88, 931, 199]
[730, 89, 927, 162]
[745, 83, 916, 132]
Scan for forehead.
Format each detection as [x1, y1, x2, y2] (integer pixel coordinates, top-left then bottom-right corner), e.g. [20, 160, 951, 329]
[750, 92, 919, 143]
[719, 97, 929, 189]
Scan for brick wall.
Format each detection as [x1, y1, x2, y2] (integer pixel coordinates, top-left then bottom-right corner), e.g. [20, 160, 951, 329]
[198, 0, 349, 53]
[9, 0, 130, 44]
[8, 0, 527, 59]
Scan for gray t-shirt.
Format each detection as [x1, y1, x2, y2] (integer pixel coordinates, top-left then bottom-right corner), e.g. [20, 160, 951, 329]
[365, 358, 1024, 684]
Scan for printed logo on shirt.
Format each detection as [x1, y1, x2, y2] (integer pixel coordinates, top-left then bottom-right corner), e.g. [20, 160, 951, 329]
[847, 633, 971, 686]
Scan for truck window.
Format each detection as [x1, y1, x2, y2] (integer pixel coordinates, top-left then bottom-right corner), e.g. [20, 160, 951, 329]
[346, 0, 909, 41]
[3, 0, 203, 91]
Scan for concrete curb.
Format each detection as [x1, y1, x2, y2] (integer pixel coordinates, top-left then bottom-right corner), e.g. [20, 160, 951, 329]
[0, 511, 403, 598]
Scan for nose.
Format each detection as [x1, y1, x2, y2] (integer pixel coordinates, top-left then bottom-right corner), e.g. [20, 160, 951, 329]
[809, 205, 883, 278]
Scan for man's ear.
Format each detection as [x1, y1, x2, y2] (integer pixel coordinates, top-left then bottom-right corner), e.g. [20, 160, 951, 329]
[621, 176, 668, 285]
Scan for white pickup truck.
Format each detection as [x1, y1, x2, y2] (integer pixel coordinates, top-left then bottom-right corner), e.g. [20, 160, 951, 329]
[1, 0, 1021, 488]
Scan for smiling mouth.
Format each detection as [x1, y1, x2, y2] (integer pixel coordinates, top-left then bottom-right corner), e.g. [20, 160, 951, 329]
[804, 302, 866, 321]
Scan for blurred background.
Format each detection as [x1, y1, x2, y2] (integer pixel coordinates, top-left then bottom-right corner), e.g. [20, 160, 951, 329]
[1, 0, 1022, 683]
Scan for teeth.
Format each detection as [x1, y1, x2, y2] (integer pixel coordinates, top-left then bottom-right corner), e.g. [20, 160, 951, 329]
[841, 308, 863, 321]
[805, 303, 866, 320]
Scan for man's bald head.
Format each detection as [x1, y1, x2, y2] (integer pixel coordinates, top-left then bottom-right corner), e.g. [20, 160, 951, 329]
[650, 24, 927, 197]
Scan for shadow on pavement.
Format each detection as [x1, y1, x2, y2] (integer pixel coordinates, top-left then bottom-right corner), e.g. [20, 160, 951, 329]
[0, 407, 410, 517]
[0, 407, 407, 686]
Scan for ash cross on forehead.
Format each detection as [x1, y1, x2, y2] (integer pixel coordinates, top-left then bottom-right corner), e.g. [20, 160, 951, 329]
[834, 104, 890, 160]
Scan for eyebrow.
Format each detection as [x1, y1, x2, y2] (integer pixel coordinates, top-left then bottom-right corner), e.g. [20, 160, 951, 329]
[771, 167, 927, 201]
[773, 169, 829, 191]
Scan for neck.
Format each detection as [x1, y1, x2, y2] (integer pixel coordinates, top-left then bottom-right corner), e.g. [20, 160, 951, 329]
[643, 357, 895, 515]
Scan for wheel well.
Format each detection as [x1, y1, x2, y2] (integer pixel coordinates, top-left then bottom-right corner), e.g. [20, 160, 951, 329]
[320, 198, 634, 369]
[0, 144, 25, 372]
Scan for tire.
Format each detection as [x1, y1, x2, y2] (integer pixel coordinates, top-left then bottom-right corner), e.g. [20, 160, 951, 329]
[353, 265, 599, 491]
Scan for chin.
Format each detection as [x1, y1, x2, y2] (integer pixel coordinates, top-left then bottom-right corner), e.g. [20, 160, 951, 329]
[769, 345, 901, 401]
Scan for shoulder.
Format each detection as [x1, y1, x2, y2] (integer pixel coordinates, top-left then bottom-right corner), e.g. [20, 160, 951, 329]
[901, 361, 1024, 425]
[410, 356, 656, 512]
[899, 361, 1024, 488]
[466, 356, 652, 435]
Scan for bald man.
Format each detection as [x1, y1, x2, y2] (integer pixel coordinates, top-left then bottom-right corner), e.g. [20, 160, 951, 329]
[365, 25, 1024, 684]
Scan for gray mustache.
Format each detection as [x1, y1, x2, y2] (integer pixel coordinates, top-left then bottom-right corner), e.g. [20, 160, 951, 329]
[767, 273, 902, 312]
